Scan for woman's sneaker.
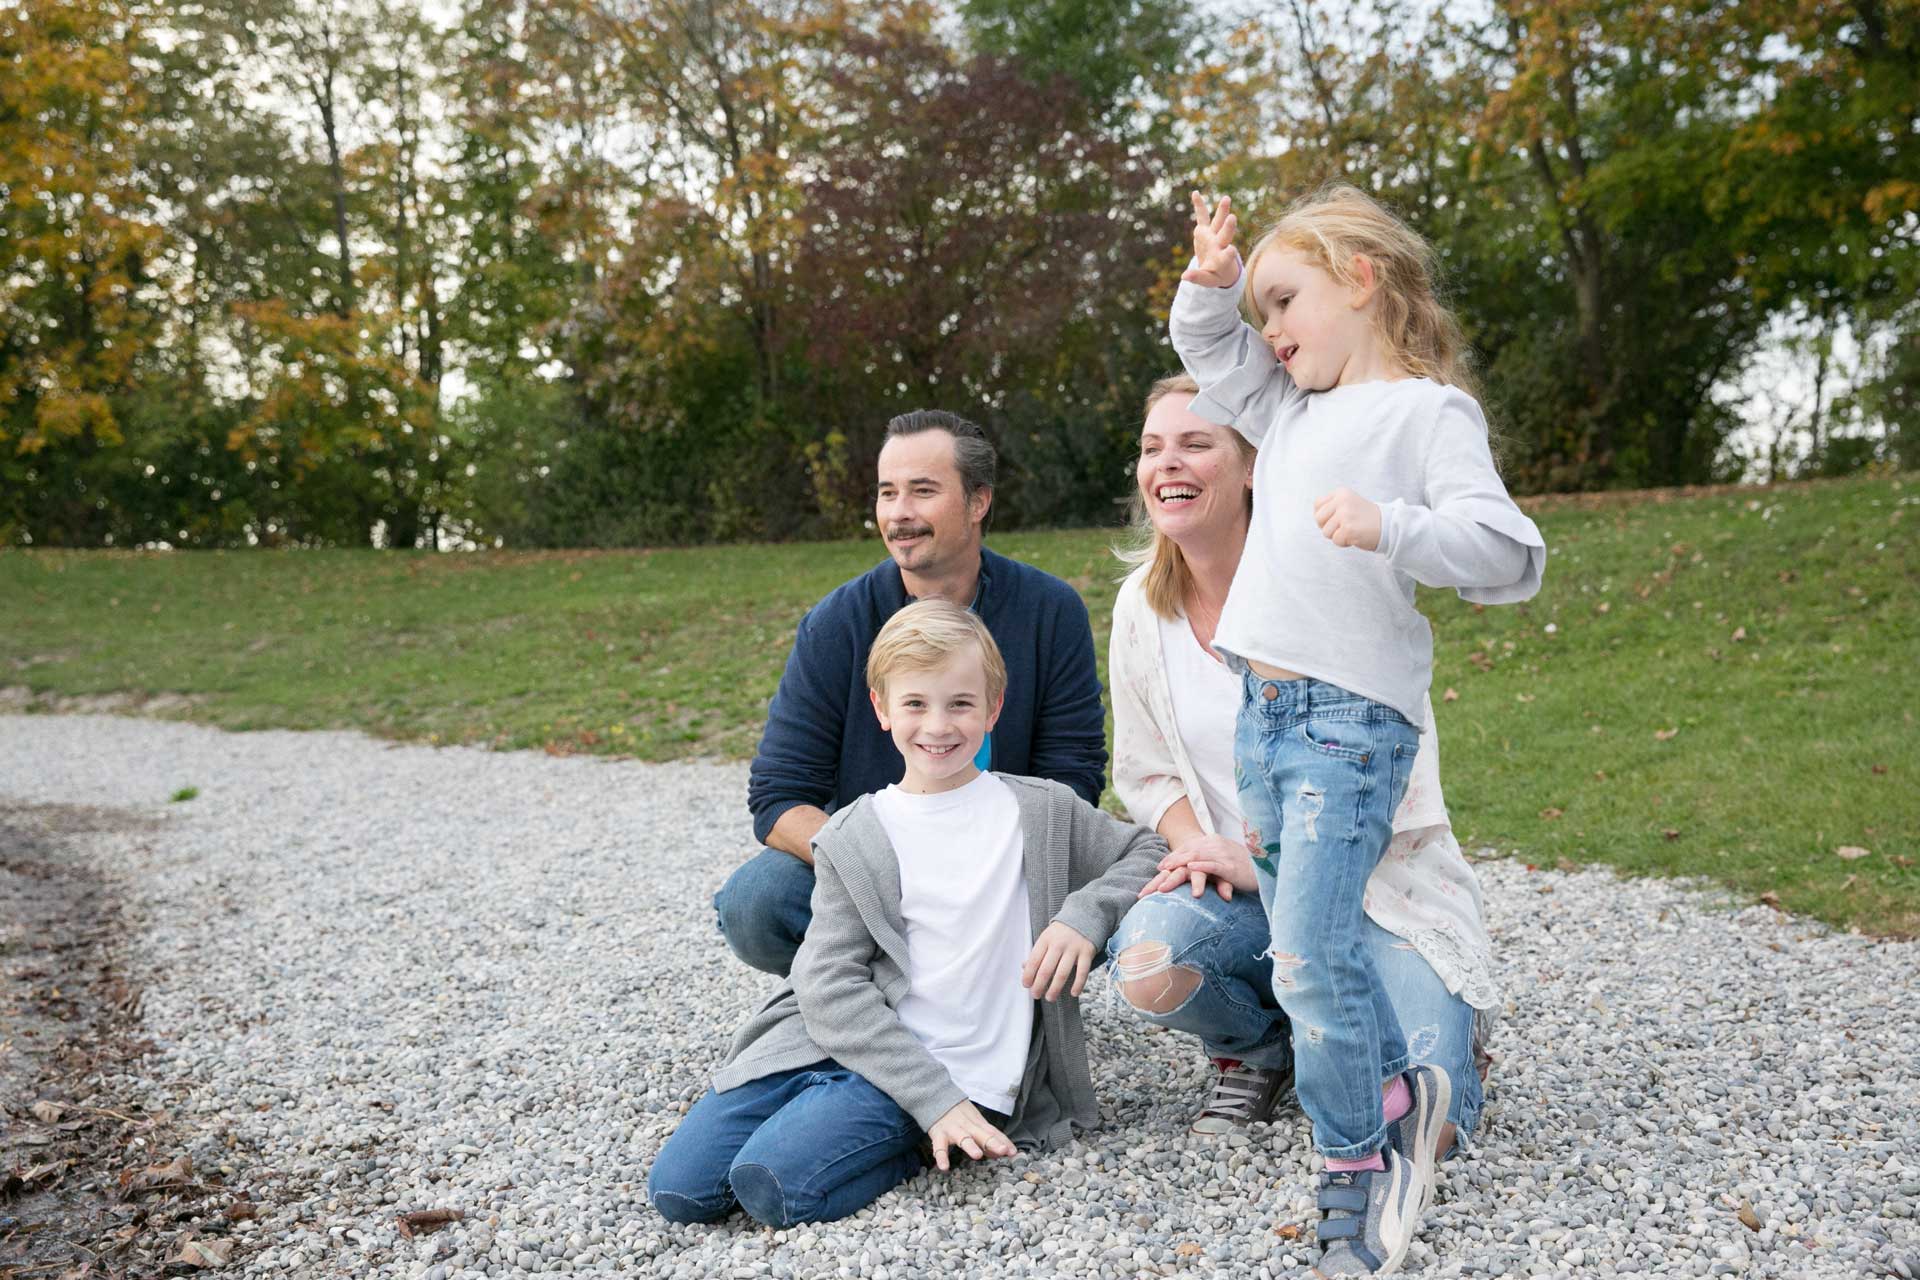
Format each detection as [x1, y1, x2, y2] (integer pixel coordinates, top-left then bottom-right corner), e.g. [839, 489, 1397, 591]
[1309, 1147, 1423, 1276]
[1385, 1064, 1452, 1214]
[1190, 1058, 1293, 1134]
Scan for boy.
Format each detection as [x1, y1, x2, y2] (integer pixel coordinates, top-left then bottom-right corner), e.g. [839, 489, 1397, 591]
[649, 599, 1167, 1228]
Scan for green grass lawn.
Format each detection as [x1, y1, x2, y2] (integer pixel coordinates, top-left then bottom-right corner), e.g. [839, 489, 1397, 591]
[5, 473, 1915, 934]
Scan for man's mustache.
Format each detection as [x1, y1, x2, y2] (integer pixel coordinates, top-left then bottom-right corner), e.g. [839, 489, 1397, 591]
[886, 524, 932, 540]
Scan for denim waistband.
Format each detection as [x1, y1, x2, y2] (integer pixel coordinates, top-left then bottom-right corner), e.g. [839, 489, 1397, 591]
[1238, 672, 1400, 722]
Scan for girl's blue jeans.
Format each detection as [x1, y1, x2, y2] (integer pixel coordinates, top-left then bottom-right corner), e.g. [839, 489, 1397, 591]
[1234, 673, 1423, 1159]
[648, 1061, 925, 1227]
[1106, 883, 1484, 1147]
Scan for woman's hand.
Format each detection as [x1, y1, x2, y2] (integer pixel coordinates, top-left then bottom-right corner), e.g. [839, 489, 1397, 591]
[1021, 921, 1096, 1001]
[1136, 832, 1259, 900]
[927, 1100, 1016, 1172]
[1182, 192, 1241, 288]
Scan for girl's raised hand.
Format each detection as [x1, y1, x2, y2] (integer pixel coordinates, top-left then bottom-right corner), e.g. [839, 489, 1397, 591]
[1182, 192, 1241, 289]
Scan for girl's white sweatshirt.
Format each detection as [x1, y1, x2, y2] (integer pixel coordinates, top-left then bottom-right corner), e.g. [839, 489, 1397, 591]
[1169, 270, 1547, 728]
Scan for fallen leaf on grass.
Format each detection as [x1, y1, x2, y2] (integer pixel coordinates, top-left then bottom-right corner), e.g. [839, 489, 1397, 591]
[29, 1100, 65, 1123]
[1835, 846, 1872, 861]
[396, 1208, 464, 1238]
[1662, 828, 1682, 841]
[1760, 891, 1782, 909]
[1539, 807, 1564, 820]
[1731, 627, 1747, 642]
[1593, 770, 1608, 781]
[1871, 764, 1888, 775]
[1839, 874, 1858, 891]
[1516, 693, 1535, 703]
[122, 1153, 193, 1195]
[1654, 727, 1680, 741]
[171, 1237, 233, 1268]
[1442, 687, 1458, 702]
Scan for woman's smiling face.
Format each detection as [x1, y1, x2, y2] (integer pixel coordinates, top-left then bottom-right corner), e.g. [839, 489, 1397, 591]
[1135, 393, 1254, 544]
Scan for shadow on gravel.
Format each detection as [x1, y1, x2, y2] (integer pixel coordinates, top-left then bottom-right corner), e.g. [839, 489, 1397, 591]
[0, 804, 248, 1279]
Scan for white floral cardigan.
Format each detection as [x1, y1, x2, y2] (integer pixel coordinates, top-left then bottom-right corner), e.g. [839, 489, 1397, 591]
[1108, 565, 1501, 1012]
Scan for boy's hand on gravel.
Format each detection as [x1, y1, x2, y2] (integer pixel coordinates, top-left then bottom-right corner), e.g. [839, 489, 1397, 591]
[1182, 192, 1242, 288]
[1314, 487, 1383, 551]
[928, 1101, 1016, 1172]
[1022, 921, 1096, 1002]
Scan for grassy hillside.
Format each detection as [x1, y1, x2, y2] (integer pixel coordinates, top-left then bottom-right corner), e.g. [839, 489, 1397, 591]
[4, 473, 1914, 933]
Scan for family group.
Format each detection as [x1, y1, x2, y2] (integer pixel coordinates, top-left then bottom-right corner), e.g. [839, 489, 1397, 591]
[647, 186, 1546, 1277]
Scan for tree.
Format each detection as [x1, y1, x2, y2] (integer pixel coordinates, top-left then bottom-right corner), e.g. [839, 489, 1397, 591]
[0, 0, 163, 543]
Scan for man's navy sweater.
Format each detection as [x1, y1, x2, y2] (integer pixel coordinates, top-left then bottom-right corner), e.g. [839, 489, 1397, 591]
[747, 547, 1108, 845]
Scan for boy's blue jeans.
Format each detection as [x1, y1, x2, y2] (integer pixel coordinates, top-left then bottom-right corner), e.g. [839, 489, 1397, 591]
[648, 1060, 925, 1227]
[1235, 673, 1421, 1160]
[1106, 884, 1484, 1143]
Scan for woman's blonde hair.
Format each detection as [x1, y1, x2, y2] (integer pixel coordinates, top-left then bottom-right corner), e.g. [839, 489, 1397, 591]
[1113, 373, 1257, 620]
[1244, 184, 1482, 403]
[866, 598, 1008, 705]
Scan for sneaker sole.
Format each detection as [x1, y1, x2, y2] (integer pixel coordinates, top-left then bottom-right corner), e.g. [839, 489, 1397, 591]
[1371, 1154, 1420, 1276]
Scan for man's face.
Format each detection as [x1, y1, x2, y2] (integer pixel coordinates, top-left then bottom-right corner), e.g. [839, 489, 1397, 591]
[875, 430, 989, 578]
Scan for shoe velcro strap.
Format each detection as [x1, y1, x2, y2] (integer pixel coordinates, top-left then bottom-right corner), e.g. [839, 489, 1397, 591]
[1317, 1185, 1368, 1214]
[1315, 1216, 1361, 1242]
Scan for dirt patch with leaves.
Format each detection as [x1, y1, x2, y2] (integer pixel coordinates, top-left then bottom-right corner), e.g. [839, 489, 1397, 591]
[0, 805, 264, 1279]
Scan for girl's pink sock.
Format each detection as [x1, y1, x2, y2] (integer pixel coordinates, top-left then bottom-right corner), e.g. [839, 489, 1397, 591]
[1325, 1152, 1385, 1173]
[1383, 1073, 1412, 1123]
[1323, 1077, 1412, 1174]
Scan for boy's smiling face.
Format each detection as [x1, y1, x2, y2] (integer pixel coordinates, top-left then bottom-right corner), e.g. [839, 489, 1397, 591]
[870, 650, 1003, 794]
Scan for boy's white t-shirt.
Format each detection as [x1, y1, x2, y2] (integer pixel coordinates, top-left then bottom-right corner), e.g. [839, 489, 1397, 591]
[873, 771, 1033, 1115]
[1156, 611, 1245, 832]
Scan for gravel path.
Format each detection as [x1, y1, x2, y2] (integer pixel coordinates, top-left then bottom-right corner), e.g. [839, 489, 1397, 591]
[2, 714, 1913, 1279]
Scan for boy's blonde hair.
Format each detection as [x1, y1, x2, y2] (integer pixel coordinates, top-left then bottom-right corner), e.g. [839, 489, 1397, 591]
[866, 599, 1008, 705]
[1114, 373, 1257, 620]
[1244, 184, 1483, 403]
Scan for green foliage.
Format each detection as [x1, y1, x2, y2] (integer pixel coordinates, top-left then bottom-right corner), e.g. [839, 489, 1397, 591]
[1, 0, 1914, 545]
[959, 0, 1196, 116]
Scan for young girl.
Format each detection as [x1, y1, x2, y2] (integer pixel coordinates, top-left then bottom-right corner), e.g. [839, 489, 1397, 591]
[1169, 185, 1545, 1276]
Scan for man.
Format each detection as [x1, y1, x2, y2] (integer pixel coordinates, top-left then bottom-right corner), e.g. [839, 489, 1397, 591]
[716, 409, 1109, 975]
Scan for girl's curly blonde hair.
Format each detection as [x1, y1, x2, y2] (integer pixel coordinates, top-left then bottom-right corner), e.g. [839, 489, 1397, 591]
[1244, 184, 1483, 404]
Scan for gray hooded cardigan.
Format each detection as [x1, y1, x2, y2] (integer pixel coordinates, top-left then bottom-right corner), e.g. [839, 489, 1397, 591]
[711, 774, 1169, 1150]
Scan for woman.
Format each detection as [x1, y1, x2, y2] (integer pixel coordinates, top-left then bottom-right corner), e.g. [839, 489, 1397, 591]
[1106, 374, 1497, 1155]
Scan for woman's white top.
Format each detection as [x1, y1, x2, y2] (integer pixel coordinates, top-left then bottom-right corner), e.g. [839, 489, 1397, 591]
[1110, 567, 1500, 1010]
[1156, 610, 1244, 833]
[1168, 268, 1547, 729]
[873, 772, 1033, 1113]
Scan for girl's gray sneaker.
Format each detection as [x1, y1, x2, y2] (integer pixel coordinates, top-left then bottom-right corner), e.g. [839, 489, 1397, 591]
[1386, 1064, 1452, 1215]
[1310, 1147, 1423, 1276]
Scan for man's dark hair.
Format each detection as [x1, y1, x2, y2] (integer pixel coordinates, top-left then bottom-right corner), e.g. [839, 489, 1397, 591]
[883, 410, 997, 512]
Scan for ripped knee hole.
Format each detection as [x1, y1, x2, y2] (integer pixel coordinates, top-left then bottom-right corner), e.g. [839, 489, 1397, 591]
[1116, 942, 1201, 1014]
